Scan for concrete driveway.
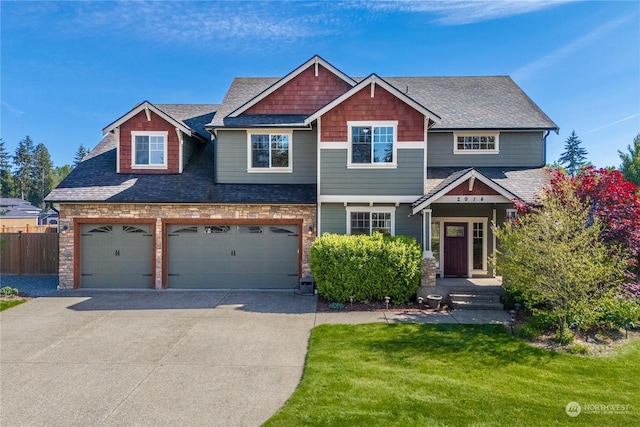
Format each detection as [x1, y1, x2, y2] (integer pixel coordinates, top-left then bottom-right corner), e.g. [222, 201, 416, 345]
[0, 290, 318, 426]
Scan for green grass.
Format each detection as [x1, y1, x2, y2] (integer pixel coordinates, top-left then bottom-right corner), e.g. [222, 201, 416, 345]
[0, 299, 26, 311]
[265, 324, 639, 426]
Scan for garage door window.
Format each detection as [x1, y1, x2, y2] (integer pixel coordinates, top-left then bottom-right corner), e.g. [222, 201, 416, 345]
[88, 225, 113, 233]
[205, 226, 231, 234]
[123, 225, 147, 234]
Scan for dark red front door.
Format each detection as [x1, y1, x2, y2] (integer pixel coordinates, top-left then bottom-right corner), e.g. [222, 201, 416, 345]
[444, 222, 468, 277]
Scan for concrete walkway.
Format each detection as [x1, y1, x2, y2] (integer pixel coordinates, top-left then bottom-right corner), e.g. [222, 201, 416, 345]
[315, 308, 512, 325]
[1, 290, 511, 426]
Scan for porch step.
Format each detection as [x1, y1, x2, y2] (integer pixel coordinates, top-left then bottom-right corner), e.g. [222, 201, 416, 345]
[450, 293, 504, 310]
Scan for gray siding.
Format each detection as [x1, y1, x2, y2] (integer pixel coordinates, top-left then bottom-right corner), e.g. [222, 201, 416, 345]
[320, 149, 424, 195]
[182, 134, 200, 169]
[320, 203, 422, 245]
[216, 128, 317, 184]
[427, 131, 545, 167]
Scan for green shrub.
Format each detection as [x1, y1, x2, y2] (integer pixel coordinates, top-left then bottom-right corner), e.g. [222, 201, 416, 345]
[569, 343, 589, 355]
[1, 287, 19, 297]
[310, 233, 422, 304]
[518, 324, 542, 340]
[555, 328, 574, 344]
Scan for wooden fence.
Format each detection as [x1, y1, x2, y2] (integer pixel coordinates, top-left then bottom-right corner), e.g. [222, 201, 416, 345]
[0, 225, 58, 233]
[0, 233, 59, 275]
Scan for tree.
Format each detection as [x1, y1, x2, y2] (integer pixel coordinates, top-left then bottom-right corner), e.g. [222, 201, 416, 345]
[53, 164, 73, 188]
[619, 133, 640, 187]
[558, 130, 588, 176]
[493, 183, 627, 339]
[0, 139, 16, 197]
[31, 143, 54, 208]
[13, 135, 35, 200]
[74, 144, 89, 166]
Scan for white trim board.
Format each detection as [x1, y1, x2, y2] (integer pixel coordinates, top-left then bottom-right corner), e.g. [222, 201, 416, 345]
[318, 195, 420, 204]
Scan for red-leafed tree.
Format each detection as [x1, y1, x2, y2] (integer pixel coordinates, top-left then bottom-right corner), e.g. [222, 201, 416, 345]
[546, 167, 640, 295]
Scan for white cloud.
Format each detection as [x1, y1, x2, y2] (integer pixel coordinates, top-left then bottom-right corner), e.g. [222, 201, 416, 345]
[356, 0, 577, 25]
[512, 16, 631, 81]
[1, 101, 25, 115]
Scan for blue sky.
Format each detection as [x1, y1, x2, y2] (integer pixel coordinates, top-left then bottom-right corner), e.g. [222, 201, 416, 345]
[1, 0, 639, 169]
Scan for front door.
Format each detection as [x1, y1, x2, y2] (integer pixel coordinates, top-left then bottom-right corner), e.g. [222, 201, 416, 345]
[444, 222, 468, 277]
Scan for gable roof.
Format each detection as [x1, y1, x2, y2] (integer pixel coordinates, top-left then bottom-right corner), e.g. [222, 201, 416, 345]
[103, 101, 218, 140]
[383, 76, 558, 131]
[304, 73, 441, 126]
[228, 55, 357, 118]
[412, 167, 550, 214]
[209, 74, 557, 132]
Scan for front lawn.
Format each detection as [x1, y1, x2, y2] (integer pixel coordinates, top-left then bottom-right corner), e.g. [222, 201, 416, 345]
[265, 324, 639, 426]
[0, 299, 26, 311]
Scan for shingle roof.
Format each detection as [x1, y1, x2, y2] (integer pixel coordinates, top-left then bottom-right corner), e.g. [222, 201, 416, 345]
[45, 141, 315, 204]
[0, 198, 41, 218]
[413, 167, 551, 207]
[210, 78, 278, 127]
[383, 76, 557, 130]
[154, 104, 218, 139]
[210, 76, 557, 131]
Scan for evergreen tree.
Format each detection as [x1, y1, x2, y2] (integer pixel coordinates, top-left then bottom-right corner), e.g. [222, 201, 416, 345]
[558, 130, 588, 176]
[619, 133, 640, 187]
[74, 144, 89, 166]
[0, 139, 16, 197]
[31, 143, 54, 208]
[13, 135, 35, 200]
[53, 164, 73, 188]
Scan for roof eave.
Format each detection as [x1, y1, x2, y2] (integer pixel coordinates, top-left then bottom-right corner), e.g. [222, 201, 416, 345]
[102, 101, 193, 136]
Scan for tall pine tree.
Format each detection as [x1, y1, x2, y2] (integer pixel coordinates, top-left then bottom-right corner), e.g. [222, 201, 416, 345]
[0, 139, 16, 197]
[74, 144, 89, 166]
[619, 133, 640, 187]
[13, 135, 35, 200]
[558, 130, 588, 176]
[31, 143, 54, 208]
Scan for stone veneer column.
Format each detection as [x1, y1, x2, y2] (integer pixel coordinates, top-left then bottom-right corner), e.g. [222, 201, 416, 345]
[420, 257, 437, 288]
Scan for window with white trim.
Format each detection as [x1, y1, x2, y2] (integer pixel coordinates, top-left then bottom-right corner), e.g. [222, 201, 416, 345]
[248, 132, 292, 172]
[348, 121, 397, 167]
[346, 206, 395, 236]
[506, 209, 518, 220]
[132, 131, 167, 167]
[453, 132, 499, 154]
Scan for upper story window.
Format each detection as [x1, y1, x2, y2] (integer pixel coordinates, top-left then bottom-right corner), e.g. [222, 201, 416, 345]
[453, 132, 499, 154]
[248, 132, 292, 173]
[346, 206, 396, 236]
[348, 121, 397, 168]
[132, 131, 167, 168]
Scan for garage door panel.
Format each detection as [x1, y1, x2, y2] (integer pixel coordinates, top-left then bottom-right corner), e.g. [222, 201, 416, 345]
[167, 223, 300, 289]
[80, 223, 153, 289]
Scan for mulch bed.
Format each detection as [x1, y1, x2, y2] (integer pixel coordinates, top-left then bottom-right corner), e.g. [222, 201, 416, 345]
[316, 296, 450, 313]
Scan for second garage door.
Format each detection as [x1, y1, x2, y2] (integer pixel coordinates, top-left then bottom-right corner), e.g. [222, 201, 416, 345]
[166, 223, 300, 289]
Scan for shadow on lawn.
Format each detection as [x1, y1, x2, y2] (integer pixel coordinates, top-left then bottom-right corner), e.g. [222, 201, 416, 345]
[338, 323, 559, 366]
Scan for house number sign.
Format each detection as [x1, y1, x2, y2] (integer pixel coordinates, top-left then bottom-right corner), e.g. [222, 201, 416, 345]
[456, 196, 484, 202]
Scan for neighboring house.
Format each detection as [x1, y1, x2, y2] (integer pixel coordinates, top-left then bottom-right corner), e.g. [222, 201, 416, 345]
[46, 56, 557, 290]
[0, 198, 41, 230]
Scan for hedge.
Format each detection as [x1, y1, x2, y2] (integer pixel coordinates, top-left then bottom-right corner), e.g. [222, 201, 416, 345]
[310, 233, 422, 304]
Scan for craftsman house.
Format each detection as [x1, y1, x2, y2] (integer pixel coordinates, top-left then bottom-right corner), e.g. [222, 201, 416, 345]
[46, 56, 558, 290]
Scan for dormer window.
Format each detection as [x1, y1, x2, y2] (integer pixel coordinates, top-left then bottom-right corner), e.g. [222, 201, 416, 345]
[453, 132, 499, 154]
[132, 131, 167, 168]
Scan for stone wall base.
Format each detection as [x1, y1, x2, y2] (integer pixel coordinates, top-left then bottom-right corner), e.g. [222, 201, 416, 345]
[420, 257, 437, 288]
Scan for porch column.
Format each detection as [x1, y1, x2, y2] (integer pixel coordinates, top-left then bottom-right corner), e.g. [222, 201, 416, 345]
[422, 208, 433, 258]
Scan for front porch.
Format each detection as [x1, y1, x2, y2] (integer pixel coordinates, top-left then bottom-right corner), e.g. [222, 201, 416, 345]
[417, 276, 506, 310]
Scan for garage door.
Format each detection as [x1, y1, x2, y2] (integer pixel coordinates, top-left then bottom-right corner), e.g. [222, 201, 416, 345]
[80, 224, 153, 288]
[167, 223, 299, 289]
